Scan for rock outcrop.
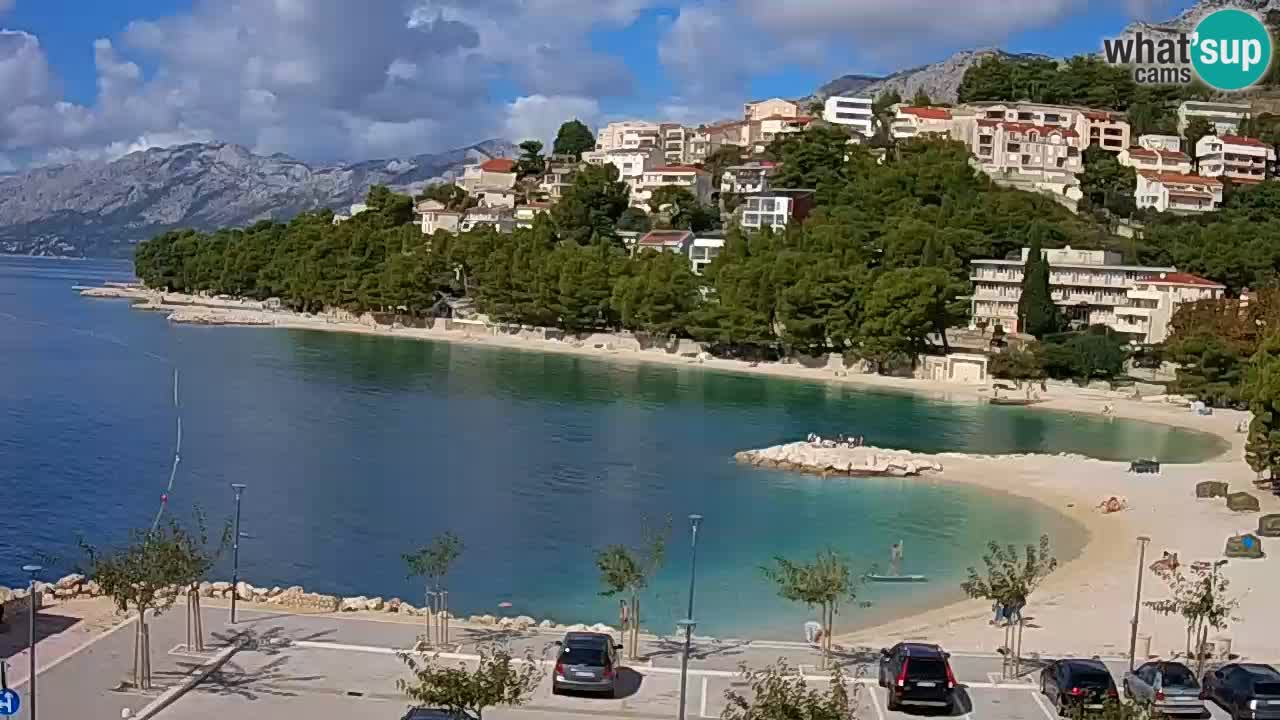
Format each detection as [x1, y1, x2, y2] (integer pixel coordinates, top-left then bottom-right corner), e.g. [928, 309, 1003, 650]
[735, 442, 943, 478]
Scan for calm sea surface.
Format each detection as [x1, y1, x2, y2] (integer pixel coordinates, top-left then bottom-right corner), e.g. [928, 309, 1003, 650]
[0, 257, 1225, 637]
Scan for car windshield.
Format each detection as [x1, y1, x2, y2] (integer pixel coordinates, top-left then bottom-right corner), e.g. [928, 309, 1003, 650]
[1255, 682, 1280, 696]
[907, 658, 948, 680]
[1071, 670, 1113, 689]
[1161, 665, 1197, 687]
[560, 646, 607, 666]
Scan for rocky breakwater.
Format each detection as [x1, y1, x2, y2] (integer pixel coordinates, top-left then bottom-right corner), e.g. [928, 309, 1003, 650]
[735, 441, 944, 478]
[164, 308, 274, 326]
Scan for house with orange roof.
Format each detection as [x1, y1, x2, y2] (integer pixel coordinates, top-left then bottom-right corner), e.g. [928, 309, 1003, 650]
[890, 106, 957, 140]
[744, 98, 801, 122]
[1119, 146, 1193, 175]
[1195, 134, 1273, 184]
[456, 157, 518, 197]
[1118, 271, 1226, 343]
[1136, 171, 1223, 214]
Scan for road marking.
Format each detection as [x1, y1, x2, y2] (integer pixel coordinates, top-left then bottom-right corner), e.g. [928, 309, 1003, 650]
[869, 686, 887, 720]
[1030, 688, 1057, 720]
[133, 643, 239, 720]
[7, 608, 142, 690]
[700, 676, 709, 718]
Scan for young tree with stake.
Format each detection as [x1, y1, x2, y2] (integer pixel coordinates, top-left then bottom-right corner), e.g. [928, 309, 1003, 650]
[398, 644, 542, 720]
[960, 534, 1058, 677]
[761, 549, 864, 669]
[1145, 561, 1238, 677]
[404, 532, 464, 645]
[721, 659, 859, 720]
[594, 519, 669, 660]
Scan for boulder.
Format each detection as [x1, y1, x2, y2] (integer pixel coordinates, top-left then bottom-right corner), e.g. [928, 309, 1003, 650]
[83, 580, 102, 597]
[538, 619, 556, 629]
[1226, 492, 1261, 513]
[341, 596, 369, 612]
[0, 587, 11, 603]
[387, 598, 402, 612]
[513, 615, 536, 629]
[56, 573, 85, 590]
[399, 603, 418, 616]
[1225, 533, 1265, 559]
[270, 588, 341, 612]
[211, 581, 232, 593]
[1258, 514, 1280, 538]
[367, 597, 385, 612]
[235, 581, 254, 601]
[474, 614, 497, 626]
[54, 588, 77, 599]
[589, 623, 616, 634]
[1197, 481, 1230, 499]
[268, 586, 283, 598]
[497, 617, 515, 629]
[198, 582, 213, 598]
[562, 623, 590, 632]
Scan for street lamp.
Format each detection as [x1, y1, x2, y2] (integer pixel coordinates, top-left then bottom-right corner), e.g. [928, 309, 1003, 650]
[230, 484, 247, 624]
[22, 564, 42, 720]
[677, 514, 703, 720]
[1128, 536, 1151, 671]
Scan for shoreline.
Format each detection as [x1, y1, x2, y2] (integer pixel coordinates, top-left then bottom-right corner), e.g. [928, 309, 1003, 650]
[78, 285, 1280, 658]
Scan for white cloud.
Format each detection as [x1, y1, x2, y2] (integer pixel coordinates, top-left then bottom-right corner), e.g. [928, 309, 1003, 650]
[504, 94, 601, 147]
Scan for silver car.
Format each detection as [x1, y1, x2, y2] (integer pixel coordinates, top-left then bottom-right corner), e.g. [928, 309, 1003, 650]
[1123, 661, 1205, 716]
[552, 632, 624, 698]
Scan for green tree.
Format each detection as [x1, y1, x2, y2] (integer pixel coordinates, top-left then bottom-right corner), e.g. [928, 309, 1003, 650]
[989, 344, 1046, 386]
[552, 163, 631, 245]
[648, 185, 717, 231]
[721, 660, 858, 720]
[419, 182, 474, 212]
[961, 535, 1058, 677]
[616, 207, 652, 233]
[1183, 117, 1215, 170]
[1080, 145, 1137, 218]
[553, 119, 596, 159]
[1146, 561, 1238, 677]
[1041, 328, 1128, 381]
[398, 644, 543, 719]
[80, 512, 230, 689]
[613, 251, 702, 337]
[858, 267, 954, 370]
[404, 532, 464, 645]
[909, 88, 932, 106]
[1244, 334, 1280, 480]
[516, 140, 546, 179]
[761, 550, 863, 669]
[1017, 234, 1061, 338]
[594, 519, 669, 659]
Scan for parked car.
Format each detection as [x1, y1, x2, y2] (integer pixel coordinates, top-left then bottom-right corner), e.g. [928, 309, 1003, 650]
[399, 709, 470, 720]
[1122, 661, 1204, 716]
[552, 631, 624, 698]
[1201, 663, 1280, 720]
[877, 642, 958, 711]
[1040, 658, 1118, 715]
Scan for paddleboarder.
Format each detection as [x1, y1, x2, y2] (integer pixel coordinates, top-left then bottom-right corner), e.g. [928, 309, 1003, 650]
[890, 540, 903, 576]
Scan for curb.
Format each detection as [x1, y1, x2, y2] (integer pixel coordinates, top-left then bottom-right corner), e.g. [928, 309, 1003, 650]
[132, 642, 239, 719]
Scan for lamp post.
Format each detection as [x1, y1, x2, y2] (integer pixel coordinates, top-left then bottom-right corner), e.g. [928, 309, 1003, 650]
[230, 484, 246, 624]
[22, 564, 42, 720]
[1128, 536, 1151, 671]
[677, 514, 703, 720]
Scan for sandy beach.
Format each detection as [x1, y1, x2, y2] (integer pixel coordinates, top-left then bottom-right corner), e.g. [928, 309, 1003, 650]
[80, 285, 1280, 660]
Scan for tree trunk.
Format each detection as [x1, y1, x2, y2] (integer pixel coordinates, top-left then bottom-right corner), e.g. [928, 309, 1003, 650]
[631, 594, 641, 662]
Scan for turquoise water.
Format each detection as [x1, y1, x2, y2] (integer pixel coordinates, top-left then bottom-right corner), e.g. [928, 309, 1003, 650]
[0, 257, 1224, 638]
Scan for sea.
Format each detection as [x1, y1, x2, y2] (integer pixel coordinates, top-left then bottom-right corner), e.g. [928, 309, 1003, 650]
[0, 256, 1226, 638]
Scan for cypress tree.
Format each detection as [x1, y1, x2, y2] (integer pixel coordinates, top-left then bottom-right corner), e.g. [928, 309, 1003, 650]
[921, 236, 938, 267]
[1018, 234, 1060, 338]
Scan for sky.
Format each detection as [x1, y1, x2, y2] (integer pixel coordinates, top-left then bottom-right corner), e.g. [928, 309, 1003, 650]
[0, 0, 1199, 170]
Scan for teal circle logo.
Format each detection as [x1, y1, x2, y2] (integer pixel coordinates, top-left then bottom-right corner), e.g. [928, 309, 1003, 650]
[1192, 9, 1272, 91]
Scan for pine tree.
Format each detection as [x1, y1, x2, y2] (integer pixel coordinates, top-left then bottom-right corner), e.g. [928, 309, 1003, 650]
[1017, 233, 1060, 338]
[921, 236, 938, 267]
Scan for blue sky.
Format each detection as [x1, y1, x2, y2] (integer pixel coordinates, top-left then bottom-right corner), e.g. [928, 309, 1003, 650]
[0, 0, 1199, 167]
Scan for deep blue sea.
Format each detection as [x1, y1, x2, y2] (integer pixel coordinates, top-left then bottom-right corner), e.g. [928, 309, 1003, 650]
[0, 256, 1225, 637]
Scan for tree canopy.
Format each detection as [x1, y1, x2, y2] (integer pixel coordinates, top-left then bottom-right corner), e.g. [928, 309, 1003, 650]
[552, 119, 596, 159]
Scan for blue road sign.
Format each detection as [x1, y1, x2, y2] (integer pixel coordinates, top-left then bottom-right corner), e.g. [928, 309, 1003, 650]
[0, 688, 20, 716]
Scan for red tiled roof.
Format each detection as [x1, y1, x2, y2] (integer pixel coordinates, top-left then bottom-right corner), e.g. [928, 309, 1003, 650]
[638, 230, 693, 246]
[1221, 134, 1268, 148]
[1127, 147, 1191, 161]
[1141, 271, 1225, 288]
[479, 158, 517, 172]
[1141, 171, 1222, 187]
[1231, 176, 1266, 184]
[1084, 110, 1116, 121]
[900, 106, 952, 120]
[651, 165, 708, 174]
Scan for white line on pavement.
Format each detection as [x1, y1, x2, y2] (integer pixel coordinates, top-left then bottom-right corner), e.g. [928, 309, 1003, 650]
[1030, 688, 1058, 720]
[8, 607, 142, 690]
[134, 643, 239, 720]
[869, 686, 887, 720]
[700, 676, 709, 718]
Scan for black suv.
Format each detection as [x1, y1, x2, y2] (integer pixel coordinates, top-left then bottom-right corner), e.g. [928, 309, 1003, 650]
[878, 642, 958, 711]
[1040, 658, 1119, 715]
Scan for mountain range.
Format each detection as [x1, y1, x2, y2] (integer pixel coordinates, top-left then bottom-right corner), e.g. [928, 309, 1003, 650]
[0, 139, 514, 258]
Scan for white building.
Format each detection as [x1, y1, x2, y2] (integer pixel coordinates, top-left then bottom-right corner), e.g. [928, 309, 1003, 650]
[968, 103, 1130, 152]
[688, 121, 749, 163]
[631, 165, 713, 208]
[749, 115, 812, 153]
[416, 199, 462, 235]
[1137, 134, 1183, 152]
[823, 96, 875, 137]
[633, 229, 694, 255]
[1115, 272, 1226, 344]
[891, 106, 956, 140]
[721, 161, 778, 195]
[744, 98, 800, 122]
[1178, 100, 1251, 135]
[739, 190, 815, 231]
[969, 246, 1180, 336]
[1118, 146, 1193, 174]
[459, 206, 515, 233]
[596, 120, 661, 152]
[514, 202, 552, 229]
[582, 147, 663, 187]
[689, 235, 724, 275]
[457, 158, 518, 194]
[661, 123, 691, 165]
[974, 120, 1083, 180]
[539, 164, 577, 201]
[1195, 134, 1273, 185]
[1136, 172, 1223, 214]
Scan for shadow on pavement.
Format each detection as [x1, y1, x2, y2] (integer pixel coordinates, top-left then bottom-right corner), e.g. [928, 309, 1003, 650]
[191, 654, 326, 701]
[641, 636, 751, 663]
[879, 687, 973, 717]
[553, 667, 644, 700]
[0, 613, 82, 659]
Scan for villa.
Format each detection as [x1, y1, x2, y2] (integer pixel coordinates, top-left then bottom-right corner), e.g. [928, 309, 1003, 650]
[1177, 99, 1251, 135]
[631, 165, 713, 208]
[1118, 146, 1193, 175]
[1195, 135, 1273, 185]
[1135, 172, 1223, 214]
[822, 96, 875, 137]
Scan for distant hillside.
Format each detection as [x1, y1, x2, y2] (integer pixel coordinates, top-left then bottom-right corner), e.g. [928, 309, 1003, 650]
[809, 49, 1051, 105]
[0, 139, 515, 258]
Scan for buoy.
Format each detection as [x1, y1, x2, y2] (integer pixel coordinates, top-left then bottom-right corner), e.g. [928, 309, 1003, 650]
[498, 601, 513, 608]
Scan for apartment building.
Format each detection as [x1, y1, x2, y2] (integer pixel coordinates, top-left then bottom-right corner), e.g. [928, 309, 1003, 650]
[1137, 134, 1183, 152]
[969, 246, 1176, 336]
[688, 121, 748, 164]
[1177, 100, 1251, 135]
[457, 158, 518, 194]
[891, 106, 955, 140]
[416, 199, 462, 235]
[514, 202, 552, 229]
[750, 115, 812, 153]
[739, 189, 815, 231]
[459, 206, 515, 234]
[1136, 172, 1223, 214]
[689, 235, 724, 275]
[581, 146, 663, 187]
[631, 165, 713, 208]
[744, 98, 800, 122]
[596, 120, 661, 152]
[633, 229, 694, 254]
[1195, 134, 1273, 184]
[1081, 110, 1130, 152]
[973, 120, 1083, 181]
[721, 161, 778, 195]
[1118, 146, 1192, 174]
[823, 96, 875, 137]
[539, 163, 577, 201]
[1115, 272, 1226, 344]
[968, 103, 1130, 152]
[661, 123, 692, 164]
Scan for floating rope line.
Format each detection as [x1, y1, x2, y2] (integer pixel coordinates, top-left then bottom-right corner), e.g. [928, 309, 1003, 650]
[152, 368, 182, 531]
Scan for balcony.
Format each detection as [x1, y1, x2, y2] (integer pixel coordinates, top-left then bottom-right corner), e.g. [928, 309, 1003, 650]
[1112, 320, 1149, 334]
[1115, 305, 1154, 317]
[970, 272, 1022, 284]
